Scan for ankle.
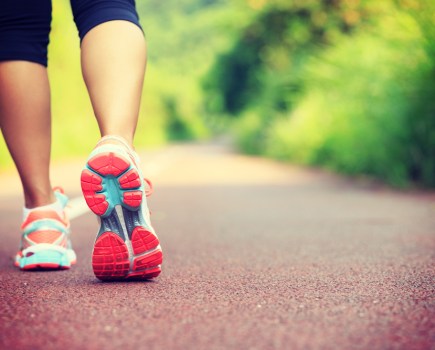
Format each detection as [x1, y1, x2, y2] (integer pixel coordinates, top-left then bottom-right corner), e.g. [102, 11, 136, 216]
[95, 135, 141, 166]
[24, 190, 56, 209]
[98, 134, 134, 149]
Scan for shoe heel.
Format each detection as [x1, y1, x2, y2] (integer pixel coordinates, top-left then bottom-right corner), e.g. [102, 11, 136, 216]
[81, 151, 144, 216]
[83, 149, 162, 281]
[92, 232, 130, 280]
[20, 249, 71, 270]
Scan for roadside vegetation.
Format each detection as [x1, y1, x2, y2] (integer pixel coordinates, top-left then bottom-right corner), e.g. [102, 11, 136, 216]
[204, 0, 435, 187]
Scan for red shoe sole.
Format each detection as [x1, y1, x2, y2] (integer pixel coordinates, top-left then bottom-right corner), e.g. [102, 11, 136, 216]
[81, 152, 144, 216]
[92, 232, 162, 281]
[81, 151, 162, 281]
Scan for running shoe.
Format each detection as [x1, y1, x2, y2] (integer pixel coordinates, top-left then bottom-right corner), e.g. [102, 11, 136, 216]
[81, 136, 162, 281]
[15, 188, 77, 270]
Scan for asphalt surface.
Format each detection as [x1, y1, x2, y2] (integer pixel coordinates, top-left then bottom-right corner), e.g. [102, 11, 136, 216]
[0, 142, 434, 350]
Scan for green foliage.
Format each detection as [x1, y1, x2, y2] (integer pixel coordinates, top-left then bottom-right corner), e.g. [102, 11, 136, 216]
[139, 0, 255, 140]
[204, 0, 377, 117]
[270, 6, 435, 186]
[204, 0, 435, 187]
[269, 13, 423, 179]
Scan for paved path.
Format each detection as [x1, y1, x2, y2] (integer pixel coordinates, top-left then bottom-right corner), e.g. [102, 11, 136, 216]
[0, 142, 434, 350]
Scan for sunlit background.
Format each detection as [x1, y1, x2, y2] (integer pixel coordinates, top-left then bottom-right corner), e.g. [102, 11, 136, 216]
[0, 0, 434, 187]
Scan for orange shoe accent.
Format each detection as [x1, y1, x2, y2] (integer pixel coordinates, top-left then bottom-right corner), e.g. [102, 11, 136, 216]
[27, 230, 63, 244]
[143, 178, 154, 197]
[21, 210, 68, 229]
[21, 263, 70, 270]
[52, 186, 65, 194]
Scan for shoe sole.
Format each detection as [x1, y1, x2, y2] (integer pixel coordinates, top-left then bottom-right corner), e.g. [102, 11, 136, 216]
[16, 244, 76, 270]
[81, 151, 162, 281]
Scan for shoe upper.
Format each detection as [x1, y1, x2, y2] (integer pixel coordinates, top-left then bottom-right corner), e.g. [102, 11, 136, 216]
[19, 190, 71, 251]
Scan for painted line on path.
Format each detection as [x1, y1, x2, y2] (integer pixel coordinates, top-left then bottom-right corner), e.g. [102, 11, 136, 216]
[66, 196, 89, 220]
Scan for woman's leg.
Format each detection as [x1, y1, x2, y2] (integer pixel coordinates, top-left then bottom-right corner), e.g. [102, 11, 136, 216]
[0, 62, 55, 208]
[73, 2, 162, 280]
[0, 0, 77, 270]
[81, 20, 146, 147]
[0, 0, 54, 208]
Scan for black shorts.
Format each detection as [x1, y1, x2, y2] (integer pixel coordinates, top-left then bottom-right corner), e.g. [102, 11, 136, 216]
[0, 0, 142, 67]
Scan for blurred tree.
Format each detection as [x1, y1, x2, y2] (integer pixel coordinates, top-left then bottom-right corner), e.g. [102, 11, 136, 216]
[203, 0, 435, 187]
[203, 0, 375, 116]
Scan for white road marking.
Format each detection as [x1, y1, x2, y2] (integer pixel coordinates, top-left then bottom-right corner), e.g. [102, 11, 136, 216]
[66, 196, 89, 220]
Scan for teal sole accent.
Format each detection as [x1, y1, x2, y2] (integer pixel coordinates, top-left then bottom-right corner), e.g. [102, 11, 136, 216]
[85, 165, 144, 218]
[19, 250, 71, 269]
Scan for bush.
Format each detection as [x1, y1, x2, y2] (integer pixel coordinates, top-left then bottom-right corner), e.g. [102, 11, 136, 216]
[205, 0, 435, 187]
[265, 9, 435, 186]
